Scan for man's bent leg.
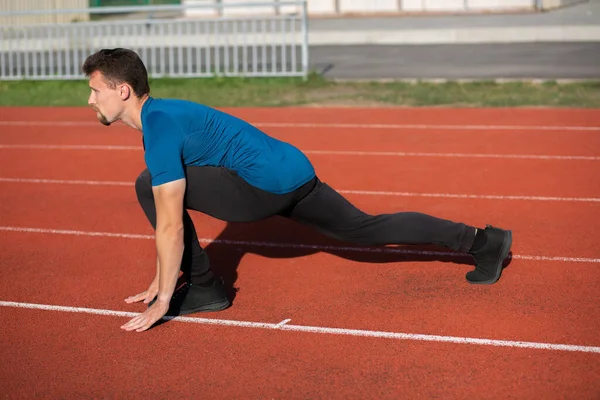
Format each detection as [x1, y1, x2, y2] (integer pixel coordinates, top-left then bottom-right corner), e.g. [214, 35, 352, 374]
[135, 169, 214, 285]
[132, 166, 313, 315]
[137, 166, 313, 284]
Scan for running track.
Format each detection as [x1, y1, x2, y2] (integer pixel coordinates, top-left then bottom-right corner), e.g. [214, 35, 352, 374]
[0, 107, 599, 399]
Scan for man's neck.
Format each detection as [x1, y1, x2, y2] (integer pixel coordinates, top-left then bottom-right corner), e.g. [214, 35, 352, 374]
[120, 94, 149, 131]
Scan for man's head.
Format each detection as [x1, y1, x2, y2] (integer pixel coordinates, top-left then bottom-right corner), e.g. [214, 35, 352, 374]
[82, 48, 150, 126]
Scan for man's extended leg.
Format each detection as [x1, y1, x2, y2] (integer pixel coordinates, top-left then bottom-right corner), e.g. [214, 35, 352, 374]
[288, 178, 512, 284]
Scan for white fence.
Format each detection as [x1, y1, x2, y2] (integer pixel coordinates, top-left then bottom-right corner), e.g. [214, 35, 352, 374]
[0, 2, 309, 80]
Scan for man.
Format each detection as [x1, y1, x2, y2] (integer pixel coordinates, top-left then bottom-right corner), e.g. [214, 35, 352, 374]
[82, 48, 512, 333]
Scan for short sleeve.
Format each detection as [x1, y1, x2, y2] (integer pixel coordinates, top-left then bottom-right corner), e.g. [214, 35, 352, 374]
[143, 111, 185, 186]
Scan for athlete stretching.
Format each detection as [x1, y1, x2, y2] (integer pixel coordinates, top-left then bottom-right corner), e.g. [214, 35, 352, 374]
[82, 48, 512, 333]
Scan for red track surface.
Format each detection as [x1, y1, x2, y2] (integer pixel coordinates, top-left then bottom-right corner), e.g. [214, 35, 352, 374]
[1, 107, 599, 398]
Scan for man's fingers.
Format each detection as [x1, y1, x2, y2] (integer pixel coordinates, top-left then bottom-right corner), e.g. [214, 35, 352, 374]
[135, 322, 154, 332]
[121, 315, 146, 331]
[121, 314, 142, 328]
[124, 291, 148, 304]
[123, 316, 155, 332]
[143, 293, 157, 304]
[120, 307, 165, 332]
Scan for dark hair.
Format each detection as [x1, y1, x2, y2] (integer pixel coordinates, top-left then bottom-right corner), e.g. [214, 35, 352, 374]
[82, 48, 150, 97]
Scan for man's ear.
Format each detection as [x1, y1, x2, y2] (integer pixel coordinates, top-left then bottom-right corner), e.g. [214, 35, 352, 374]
[119, 84, 132, 101]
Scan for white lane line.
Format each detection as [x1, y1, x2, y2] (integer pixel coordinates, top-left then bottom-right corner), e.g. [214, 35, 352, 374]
[1, 144, 597, 161]
[0, 178, 133, 186]
[0, 300, 598, 354]
[0, 226, 154, 240]
[276, 319, 292, 328]
[0, 144, 139, 150]
[1, 226, 599, 264]
[1, 177, 598, 203]
[0, 121, 101, 127]
[257, 122, 600, 132]
[339, 189, 600, 203]
[304, 150, 600, 161]
[0, 120, 599, 131]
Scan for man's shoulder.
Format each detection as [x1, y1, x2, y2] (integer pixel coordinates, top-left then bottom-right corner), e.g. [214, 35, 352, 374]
[142, 99, 185, 131]
[146, 97, 209, 113]
[143, 98, 179, 120]
[145, 98, 213, 123]
[144, 108, 174, 124]
[141, 110, 176, 142]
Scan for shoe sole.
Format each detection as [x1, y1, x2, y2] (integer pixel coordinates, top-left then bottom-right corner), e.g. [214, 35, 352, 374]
[177, 297, 231, 316]
[468, 229, 512, 285]
[150, 295, 231, 316]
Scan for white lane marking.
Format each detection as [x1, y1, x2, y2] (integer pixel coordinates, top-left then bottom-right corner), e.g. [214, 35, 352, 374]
[0, 226, 154, 240]
[304, 150, 600, 161]
[0, 178, 133, 186]
[1, 226, 599, 264]
[0, 121, 101, 127]
[339, 189, 600, 203]
[276, 319, 292, 328]
[0, 301, 598, 354]
[0, 120, 599, 131]
[0, 144, 139, 150]
[1, 177, 598, 203]
[1, 144, 597, 161]
[257, 122, 600, 132]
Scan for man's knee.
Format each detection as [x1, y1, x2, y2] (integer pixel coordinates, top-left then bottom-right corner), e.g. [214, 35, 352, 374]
[135, 169, 152, 199]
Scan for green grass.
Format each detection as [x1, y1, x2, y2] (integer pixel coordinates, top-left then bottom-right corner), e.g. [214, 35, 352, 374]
[1, 74, 599, 108]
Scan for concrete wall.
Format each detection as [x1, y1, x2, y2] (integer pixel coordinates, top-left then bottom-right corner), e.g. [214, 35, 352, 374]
[182, 0, 540, 17]
[540, 0, 586, 9]
[338, 0, 398, 14]
[467, 0, 534, 11]
[0, 0, 90, 26]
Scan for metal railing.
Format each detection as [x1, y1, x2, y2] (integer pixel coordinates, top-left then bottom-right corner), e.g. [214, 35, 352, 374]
[0, 2, 309, 80]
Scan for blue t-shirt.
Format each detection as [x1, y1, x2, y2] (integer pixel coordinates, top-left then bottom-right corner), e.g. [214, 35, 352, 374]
[140, 97, 315, 194]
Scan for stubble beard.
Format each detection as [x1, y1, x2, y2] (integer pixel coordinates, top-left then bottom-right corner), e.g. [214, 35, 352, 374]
[96, 110, 111, 126]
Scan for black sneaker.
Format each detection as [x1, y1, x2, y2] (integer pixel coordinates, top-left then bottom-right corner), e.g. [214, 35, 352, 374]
[149, 277, 231, 316]
[466, 225, 512, 284]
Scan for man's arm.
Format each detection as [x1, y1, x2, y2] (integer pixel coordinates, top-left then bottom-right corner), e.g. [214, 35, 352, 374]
[153, 178, 186, 304]
[121, 178, 186, 332]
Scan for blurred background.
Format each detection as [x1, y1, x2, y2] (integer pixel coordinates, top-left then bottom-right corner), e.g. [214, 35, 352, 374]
[0, 0, 598, 106]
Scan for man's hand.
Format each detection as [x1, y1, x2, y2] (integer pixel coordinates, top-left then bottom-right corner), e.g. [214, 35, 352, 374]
[120, 299, 169, 332]
[124, 282, 159, 304]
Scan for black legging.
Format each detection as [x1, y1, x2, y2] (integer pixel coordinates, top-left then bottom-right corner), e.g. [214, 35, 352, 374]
[135, 166, 476, 284]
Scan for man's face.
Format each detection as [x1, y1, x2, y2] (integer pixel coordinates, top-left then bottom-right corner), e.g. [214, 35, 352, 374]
[87, 71, 123, 126]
